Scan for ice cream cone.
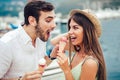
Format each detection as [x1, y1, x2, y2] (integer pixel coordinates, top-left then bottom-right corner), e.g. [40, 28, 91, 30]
[38, 58, 46, 72]
[59, 37, 67, 53]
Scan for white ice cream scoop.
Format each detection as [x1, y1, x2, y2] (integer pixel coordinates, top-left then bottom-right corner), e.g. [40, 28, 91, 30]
[38, 58, 46, 72]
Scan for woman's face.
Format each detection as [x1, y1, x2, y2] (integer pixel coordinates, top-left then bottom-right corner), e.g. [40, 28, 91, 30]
[68, 19, 84, 46]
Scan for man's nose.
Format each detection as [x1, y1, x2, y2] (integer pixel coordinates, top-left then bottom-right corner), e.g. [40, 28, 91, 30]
[53, 21, 57, 28]
[50, 22, 56, 31]
[51, 21, 56, 29]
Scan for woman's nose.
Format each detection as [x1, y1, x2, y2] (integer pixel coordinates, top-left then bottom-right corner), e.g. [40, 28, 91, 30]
[68, 29, 74, 35]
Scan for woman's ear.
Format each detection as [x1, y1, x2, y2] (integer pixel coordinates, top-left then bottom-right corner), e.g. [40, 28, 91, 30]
[28, 16, 37, 26]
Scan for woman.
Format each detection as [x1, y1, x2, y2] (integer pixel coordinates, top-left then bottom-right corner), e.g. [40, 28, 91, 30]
[50, 9, 106, 80]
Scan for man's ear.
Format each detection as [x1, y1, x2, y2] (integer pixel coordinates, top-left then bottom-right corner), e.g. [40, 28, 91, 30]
[28, 16, 37, 26]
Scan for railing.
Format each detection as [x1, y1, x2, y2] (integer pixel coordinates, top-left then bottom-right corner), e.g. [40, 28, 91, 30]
[42, 60, 64, 80]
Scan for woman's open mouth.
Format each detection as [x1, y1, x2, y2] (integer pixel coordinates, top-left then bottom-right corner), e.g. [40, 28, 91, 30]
[70, 36, 77, 42]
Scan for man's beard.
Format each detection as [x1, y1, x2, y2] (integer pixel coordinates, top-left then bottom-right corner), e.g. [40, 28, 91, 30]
[35, 25, 47, 42]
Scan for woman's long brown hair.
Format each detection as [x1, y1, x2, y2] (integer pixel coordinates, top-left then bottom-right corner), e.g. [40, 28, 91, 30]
[68, 13, 106, 80]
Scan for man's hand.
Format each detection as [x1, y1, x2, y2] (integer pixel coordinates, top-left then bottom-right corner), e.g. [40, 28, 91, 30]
[0, 70, 43, 80]
[22, 70, 42, 80]
[50, 44, 59, 58]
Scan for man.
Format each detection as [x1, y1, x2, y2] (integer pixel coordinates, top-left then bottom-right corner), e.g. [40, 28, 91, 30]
[0, 1, 57, 80]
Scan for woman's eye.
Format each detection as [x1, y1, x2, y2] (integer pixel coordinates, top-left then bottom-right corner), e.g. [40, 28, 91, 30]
[73, 26, 78, 30]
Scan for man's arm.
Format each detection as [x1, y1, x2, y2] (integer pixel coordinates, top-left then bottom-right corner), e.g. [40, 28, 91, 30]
[50, 33, 74, 51]
[45, 44, 59, 65]
[0, 42, 12, 79]
[45, 56, 52, 66]
[50, 33, 68, 46]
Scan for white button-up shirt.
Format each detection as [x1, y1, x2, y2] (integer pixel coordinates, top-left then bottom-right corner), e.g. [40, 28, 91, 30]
[0, 27, 47, 79]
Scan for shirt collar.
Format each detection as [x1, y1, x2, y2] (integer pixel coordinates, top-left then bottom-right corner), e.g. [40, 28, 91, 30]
[19, 26, 46, 46]
[19, 27, 32, 45]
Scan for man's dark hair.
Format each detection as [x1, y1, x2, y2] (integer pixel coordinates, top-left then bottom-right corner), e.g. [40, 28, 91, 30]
[24, 0, 54, 25]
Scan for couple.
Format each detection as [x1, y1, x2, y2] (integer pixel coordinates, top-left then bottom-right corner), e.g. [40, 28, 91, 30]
[0, 0, 106, 80]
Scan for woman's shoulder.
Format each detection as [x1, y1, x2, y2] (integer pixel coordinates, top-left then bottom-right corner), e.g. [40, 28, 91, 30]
[80, 56, 99, 79]
[82, 56, 98, 69]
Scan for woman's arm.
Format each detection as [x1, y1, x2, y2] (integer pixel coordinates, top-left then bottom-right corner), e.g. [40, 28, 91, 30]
[57, 52, 74, 80]
[63, 68, 74, 80]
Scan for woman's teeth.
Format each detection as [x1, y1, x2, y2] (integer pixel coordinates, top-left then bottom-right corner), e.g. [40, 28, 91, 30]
[70, 36, 76, 41]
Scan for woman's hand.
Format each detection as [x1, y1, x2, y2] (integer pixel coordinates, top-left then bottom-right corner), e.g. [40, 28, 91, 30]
[57, 52, 74, 80]
[57, 52, 69, 72]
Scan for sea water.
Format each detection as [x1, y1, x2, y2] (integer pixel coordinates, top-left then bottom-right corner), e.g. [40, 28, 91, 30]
[100, 18, 120, 80]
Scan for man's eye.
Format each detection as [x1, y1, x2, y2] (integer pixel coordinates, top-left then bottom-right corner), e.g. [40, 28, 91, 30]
[46, 19, 52, 23]
[46, 20, 51, 23]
